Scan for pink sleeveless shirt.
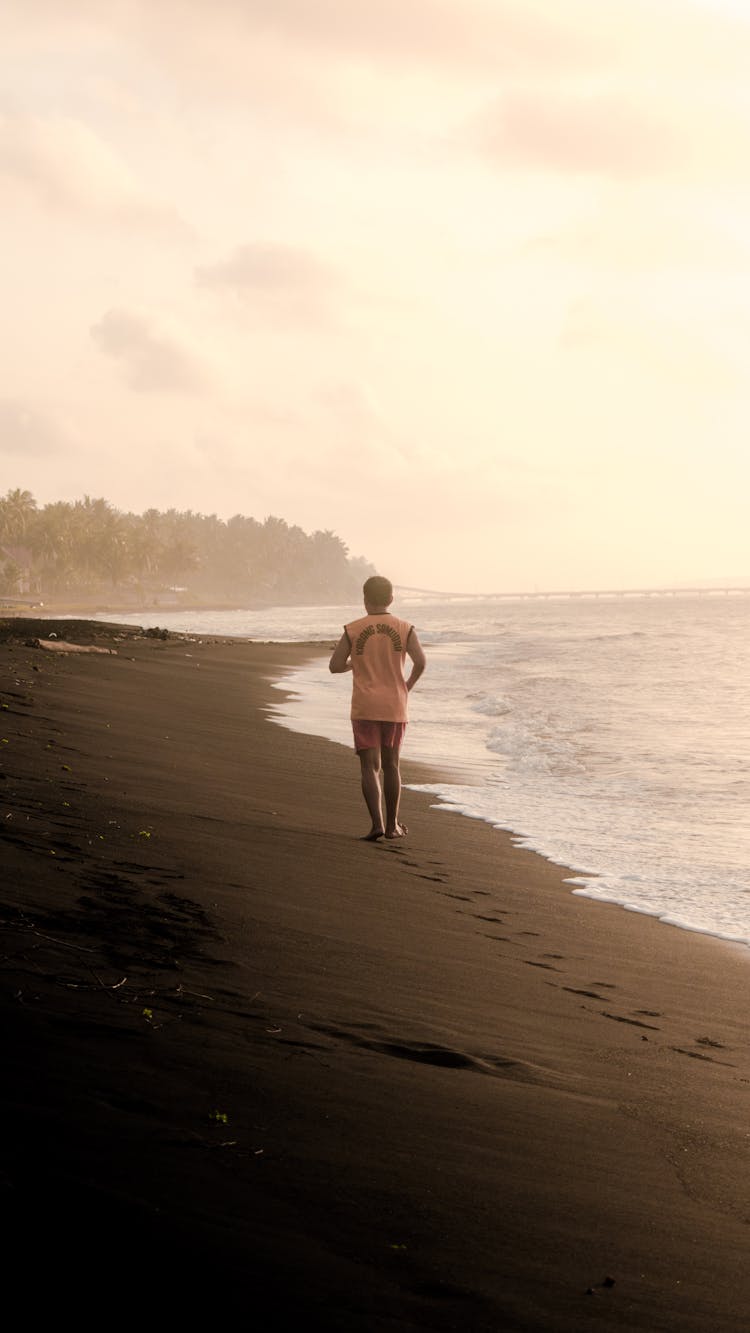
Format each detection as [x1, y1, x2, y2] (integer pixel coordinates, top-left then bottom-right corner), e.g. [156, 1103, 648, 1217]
[344, 613, 414, 722]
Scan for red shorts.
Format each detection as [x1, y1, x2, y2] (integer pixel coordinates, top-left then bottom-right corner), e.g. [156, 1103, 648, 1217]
[352, 720, 407, 753]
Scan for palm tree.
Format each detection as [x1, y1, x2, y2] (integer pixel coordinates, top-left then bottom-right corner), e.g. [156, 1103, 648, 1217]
[0, 488, 37, 543]
[31, 502, 75, 592]
[157, 537, 199, 586]
[71, 496, 117, 586]
[0, 487, 371, 604]
[96, 510, 133, 587]
[125, 513, 162, 585]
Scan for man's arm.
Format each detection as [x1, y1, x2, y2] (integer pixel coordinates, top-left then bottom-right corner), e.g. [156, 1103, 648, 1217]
[405, 629, 426, 692]
[329, 632, 352, 674]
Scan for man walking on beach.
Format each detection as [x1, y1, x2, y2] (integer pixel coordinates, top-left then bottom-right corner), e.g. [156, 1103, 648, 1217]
[329, 576, 426, 841]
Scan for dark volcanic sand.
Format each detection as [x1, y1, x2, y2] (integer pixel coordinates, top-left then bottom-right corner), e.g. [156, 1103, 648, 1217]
[1, 619, 749, 1329]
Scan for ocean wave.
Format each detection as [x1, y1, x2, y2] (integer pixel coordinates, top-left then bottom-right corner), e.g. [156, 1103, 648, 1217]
[419, 629, 502, 645]
[470, 694, 512, 717]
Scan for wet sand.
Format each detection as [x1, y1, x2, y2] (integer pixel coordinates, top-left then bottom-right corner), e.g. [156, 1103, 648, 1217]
[1, 620, 749, 1330]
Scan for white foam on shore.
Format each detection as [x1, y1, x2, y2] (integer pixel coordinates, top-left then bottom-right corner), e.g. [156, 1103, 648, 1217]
[269, 661, 750, 951]
[406, 785, 750, 951]
[270, 642, 750, 954]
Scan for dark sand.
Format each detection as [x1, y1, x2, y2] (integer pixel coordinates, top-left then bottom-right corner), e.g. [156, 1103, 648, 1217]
[1, 620, 749, 1330]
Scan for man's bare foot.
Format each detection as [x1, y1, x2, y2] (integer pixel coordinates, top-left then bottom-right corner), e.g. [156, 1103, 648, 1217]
[385, 822, 408, 839]
[361, 827, 384, 841]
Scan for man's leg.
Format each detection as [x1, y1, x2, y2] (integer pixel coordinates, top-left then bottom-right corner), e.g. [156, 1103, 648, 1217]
[358, 747, 384, 839]
[382, 745, 407, 838]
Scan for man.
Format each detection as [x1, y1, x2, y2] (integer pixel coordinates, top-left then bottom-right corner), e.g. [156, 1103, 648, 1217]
[329, 575, 426, 841]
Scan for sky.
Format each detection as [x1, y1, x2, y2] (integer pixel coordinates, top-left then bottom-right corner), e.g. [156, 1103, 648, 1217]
[2, 0, 750, 594]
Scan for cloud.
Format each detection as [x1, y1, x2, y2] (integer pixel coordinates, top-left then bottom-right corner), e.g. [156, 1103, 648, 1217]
[555, 293, 743, 397]
[315, 380, 399, 452]
[196, 242, 341, 321]
[476, 90, 682, 179]
[7, 0, 601, 76]
[300, 379, 416, 482]
[472, 15, 750, 186]
[522, 199, 750, 273]
[0, 111, 185, 229]
[90, 309, 209, 393]
[228, 0, 600, 74]
[0, 1, 608, 149]
[0, 400, 68, 456]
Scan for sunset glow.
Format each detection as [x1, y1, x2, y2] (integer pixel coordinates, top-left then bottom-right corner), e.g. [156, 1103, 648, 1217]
[3, 0, 750, 592]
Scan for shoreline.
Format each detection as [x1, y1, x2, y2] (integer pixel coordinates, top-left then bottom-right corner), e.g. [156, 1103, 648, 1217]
[0, 597, 330, 617]
[2, 621, 750, 1328]
[267, 648, 750, 962]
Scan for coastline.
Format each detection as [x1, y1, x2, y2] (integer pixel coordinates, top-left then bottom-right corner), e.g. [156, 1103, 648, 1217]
[0, 597, 306, 618]
[1, 621, 749, 1329]
[271, 633, 750, 957]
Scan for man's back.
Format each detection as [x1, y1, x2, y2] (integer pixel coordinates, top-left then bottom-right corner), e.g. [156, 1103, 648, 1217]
[344, 611, 414, 722]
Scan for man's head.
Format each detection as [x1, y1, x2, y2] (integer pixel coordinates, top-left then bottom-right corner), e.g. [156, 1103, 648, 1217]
[363, 574, 393, 612]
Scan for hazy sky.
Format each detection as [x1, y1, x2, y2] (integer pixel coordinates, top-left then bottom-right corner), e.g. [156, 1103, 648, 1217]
[3, 0, 750, 593]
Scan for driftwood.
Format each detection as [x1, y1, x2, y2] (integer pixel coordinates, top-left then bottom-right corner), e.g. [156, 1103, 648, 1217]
[25, 638, 117, 655]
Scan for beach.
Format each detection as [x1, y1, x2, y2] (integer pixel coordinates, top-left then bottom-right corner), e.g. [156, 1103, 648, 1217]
[1, 620, 749, 1330]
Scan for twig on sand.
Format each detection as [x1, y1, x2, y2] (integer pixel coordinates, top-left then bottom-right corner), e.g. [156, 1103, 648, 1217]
[177, 985, 215, 1001]
[65, 969, 128, 996]
[29, 927, 97, 954]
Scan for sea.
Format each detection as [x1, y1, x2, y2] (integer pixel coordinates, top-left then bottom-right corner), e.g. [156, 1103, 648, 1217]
[88, 593, 750, 951]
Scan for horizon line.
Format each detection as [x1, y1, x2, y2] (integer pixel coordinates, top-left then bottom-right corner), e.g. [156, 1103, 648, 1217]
[394, 583, 750, 601]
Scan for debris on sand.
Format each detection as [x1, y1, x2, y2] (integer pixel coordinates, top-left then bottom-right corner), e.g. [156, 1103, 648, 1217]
[26, 638, 117, 655]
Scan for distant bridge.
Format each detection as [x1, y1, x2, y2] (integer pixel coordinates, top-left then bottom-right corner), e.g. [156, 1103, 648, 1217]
[395, 585, 750, 602]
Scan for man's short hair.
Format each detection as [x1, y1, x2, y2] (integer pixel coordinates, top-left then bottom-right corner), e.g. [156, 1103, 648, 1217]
[363, 575, 393, 606]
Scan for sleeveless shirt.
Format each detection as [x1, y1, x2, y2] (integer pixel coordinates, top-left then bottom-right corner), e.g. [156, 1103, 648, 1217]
[344, 613, 414, 722]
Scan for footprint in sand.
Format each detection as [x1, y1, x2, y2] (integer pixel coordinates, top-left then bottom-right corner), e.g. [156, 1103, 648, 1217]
[309, 1021, 570, 1089]
[671, 1046, 735, 1067]
[601, 1011, 660, 1031]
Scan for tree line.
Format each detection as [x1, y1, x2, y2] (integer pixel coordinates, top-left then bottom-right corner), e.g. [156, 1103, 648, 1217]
[0, 488, 374, 605]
